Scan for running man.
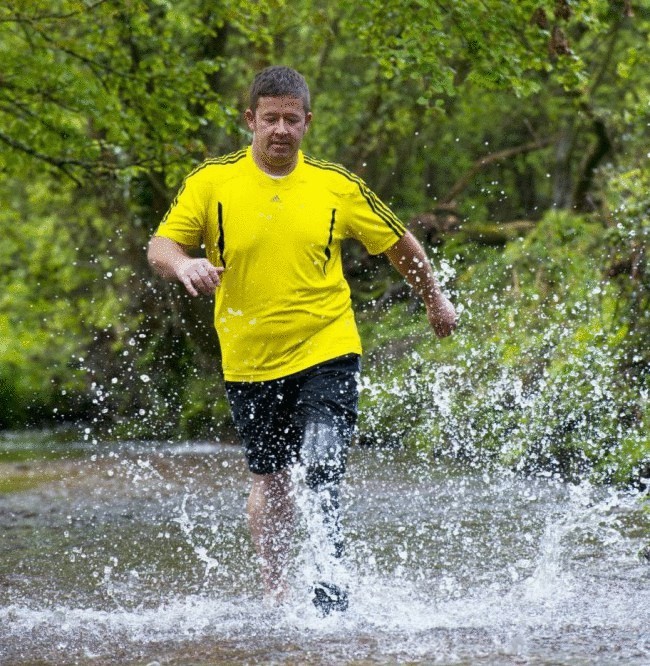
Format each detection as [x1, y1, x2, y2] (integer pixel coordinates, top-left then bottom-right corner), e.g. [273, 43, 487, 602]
[147, 66, 457, 612]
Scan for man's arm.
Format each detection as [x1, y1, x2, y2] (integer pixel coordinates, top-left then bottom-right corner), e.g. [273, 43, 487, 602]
[384, 231, 457, 338]
[147, 235, 223, 297]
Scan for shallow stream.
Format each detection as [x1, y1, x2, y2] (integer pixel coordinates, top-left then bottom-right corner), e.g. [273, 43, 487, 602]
[0, 436, 648, 665]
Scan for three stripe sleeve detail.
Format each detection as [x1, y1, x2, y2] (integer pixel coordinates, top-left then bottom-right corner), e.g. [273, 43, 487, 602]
[304, 155, 406, 238]
[160, 149, 247, 227]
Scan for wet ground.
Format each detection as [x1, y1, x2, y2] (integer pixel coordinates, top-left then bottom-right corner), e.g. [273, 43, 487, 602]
[0, 437, 648, 665]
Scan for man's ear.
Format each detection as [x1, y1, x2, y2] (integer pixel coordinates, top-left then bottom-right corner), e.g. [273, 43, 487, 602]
[244, 108, 255, 131]
[304, 112, 313, 133]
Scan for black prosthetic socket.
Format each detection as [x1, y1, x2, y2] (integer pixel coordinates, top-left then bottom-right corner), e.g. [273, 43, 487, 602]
[301, 421, 348, 558]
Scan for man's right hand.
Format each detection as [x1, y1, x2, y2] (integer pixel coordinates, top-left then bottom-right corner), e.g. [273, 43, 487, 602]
[147, 236, 223, 297]
[176, 257, 223, 297]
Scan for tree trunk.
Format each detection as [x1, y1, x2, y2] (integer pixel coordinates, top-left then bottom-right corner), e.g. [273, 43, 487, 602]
[551, 123, 576, 209]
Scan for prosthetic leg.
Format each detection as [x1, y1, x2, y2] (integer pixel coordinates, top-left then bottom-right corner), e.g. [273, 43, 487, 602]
[301, 421, 350, 614]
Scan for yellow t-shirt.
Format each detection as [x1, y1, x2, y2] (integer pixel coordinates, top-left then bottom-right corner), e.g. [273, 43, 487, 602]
[156, 147, 405, 382]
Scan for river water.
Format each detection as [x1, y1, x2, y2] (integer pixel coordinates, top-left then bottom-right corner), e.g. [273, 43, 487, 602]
[0, 438, 648, 665]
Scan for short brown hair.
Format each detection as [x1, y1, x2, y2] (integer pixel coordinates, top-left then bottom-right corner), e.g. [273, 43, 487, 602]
[249, 66, 311, 113]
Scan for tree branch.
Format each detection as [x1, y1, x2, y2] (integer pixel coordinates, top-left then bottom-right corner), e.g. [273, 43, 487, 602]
[0, 130, 93, 168]
[440, 136, 557, 204]
[0, 1, 110, 24]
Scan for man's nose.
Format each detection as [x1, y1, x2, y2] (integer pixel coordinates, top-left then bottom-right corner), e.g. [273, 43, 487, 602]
[276, 118, 289, 133]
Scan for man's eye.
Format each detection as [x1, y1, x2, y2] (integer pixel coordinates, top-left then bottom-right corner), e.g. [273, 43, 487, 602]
[263, 116, 299, 124]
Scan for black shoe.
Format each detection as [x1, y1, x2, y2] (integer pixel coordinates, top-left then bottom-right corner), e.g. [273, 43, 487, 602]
[312, 581, 349, 615]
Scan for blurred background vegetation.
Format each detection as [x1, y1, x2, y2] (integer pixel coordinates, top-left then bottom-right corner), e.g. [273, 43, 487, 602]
[0, 0, 647, 486]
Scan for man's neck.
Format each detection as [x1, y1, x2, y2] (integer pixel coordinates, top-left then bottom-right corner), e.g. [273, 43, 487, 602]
[251, 146, 298, 177]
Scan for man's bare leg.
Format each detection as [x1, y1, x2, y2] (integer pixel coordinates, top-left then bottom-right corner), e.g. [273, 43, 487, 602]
[247, 468, 294, 600]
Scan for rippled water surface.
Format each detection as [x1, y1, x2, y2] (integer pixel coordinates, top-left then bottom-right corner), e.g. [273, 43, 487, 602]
[1, 438, 648, 665]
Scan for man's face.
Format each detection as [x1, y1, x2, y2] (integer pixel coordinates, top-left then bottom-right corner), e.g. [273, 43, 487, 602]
[245, 96, 312, 175]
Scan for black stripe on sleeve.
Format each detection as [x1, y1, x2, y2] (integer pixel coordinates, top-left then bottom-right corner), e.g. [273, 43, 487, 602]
[304, 155, 405, 238]
[188, 148, 248, 178]
[159, 149, 248, 228]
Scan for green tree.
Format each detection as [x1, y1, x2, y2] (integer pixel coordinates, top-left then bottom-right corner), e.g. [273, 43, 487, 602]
[0, 0, 647, 460]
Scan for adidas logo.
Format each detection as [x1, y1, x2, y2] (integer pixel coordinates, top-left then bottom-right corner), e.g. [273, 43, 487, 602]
[271, 194, 281, 203]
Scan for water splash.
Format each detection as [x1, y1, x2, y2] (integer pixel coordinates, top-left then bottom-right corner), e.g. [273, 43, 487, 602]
[1, 440, 648, 664]
[175, 493, 222, 578]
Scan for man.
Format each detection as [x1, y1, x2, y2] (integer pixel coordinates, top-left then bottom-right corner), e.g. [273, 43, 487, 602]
[147, 66, 456, 612]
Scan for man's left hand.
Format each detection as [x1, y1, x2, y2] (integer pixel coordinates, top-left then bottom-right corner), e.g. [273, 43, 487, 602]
[426, 292, 458, 338]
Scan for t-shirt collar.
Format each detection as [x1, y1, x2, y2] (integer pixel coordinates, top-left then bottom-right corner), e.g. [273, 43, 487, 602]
[246, 146, 304, 185]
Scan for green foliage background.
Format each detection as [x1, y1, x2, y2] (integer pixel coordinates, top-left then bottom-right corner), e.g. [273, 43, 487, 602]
[0, 0, 648, 486]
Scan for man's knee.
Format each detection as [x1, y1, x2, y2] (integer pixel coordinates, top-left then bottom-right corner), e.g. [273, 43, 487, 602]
[300, 421, 349, 490]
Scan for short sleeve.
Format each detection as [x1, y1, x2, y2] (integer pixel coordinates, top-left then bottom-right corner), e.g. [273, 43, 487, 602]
[344, 179, 406, 255]
[155, 171, 208, 248]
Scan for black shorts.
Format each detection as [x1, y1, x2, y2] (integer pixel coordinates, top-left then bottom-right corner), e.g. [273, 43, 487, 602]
[225, 354, 360, 476]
